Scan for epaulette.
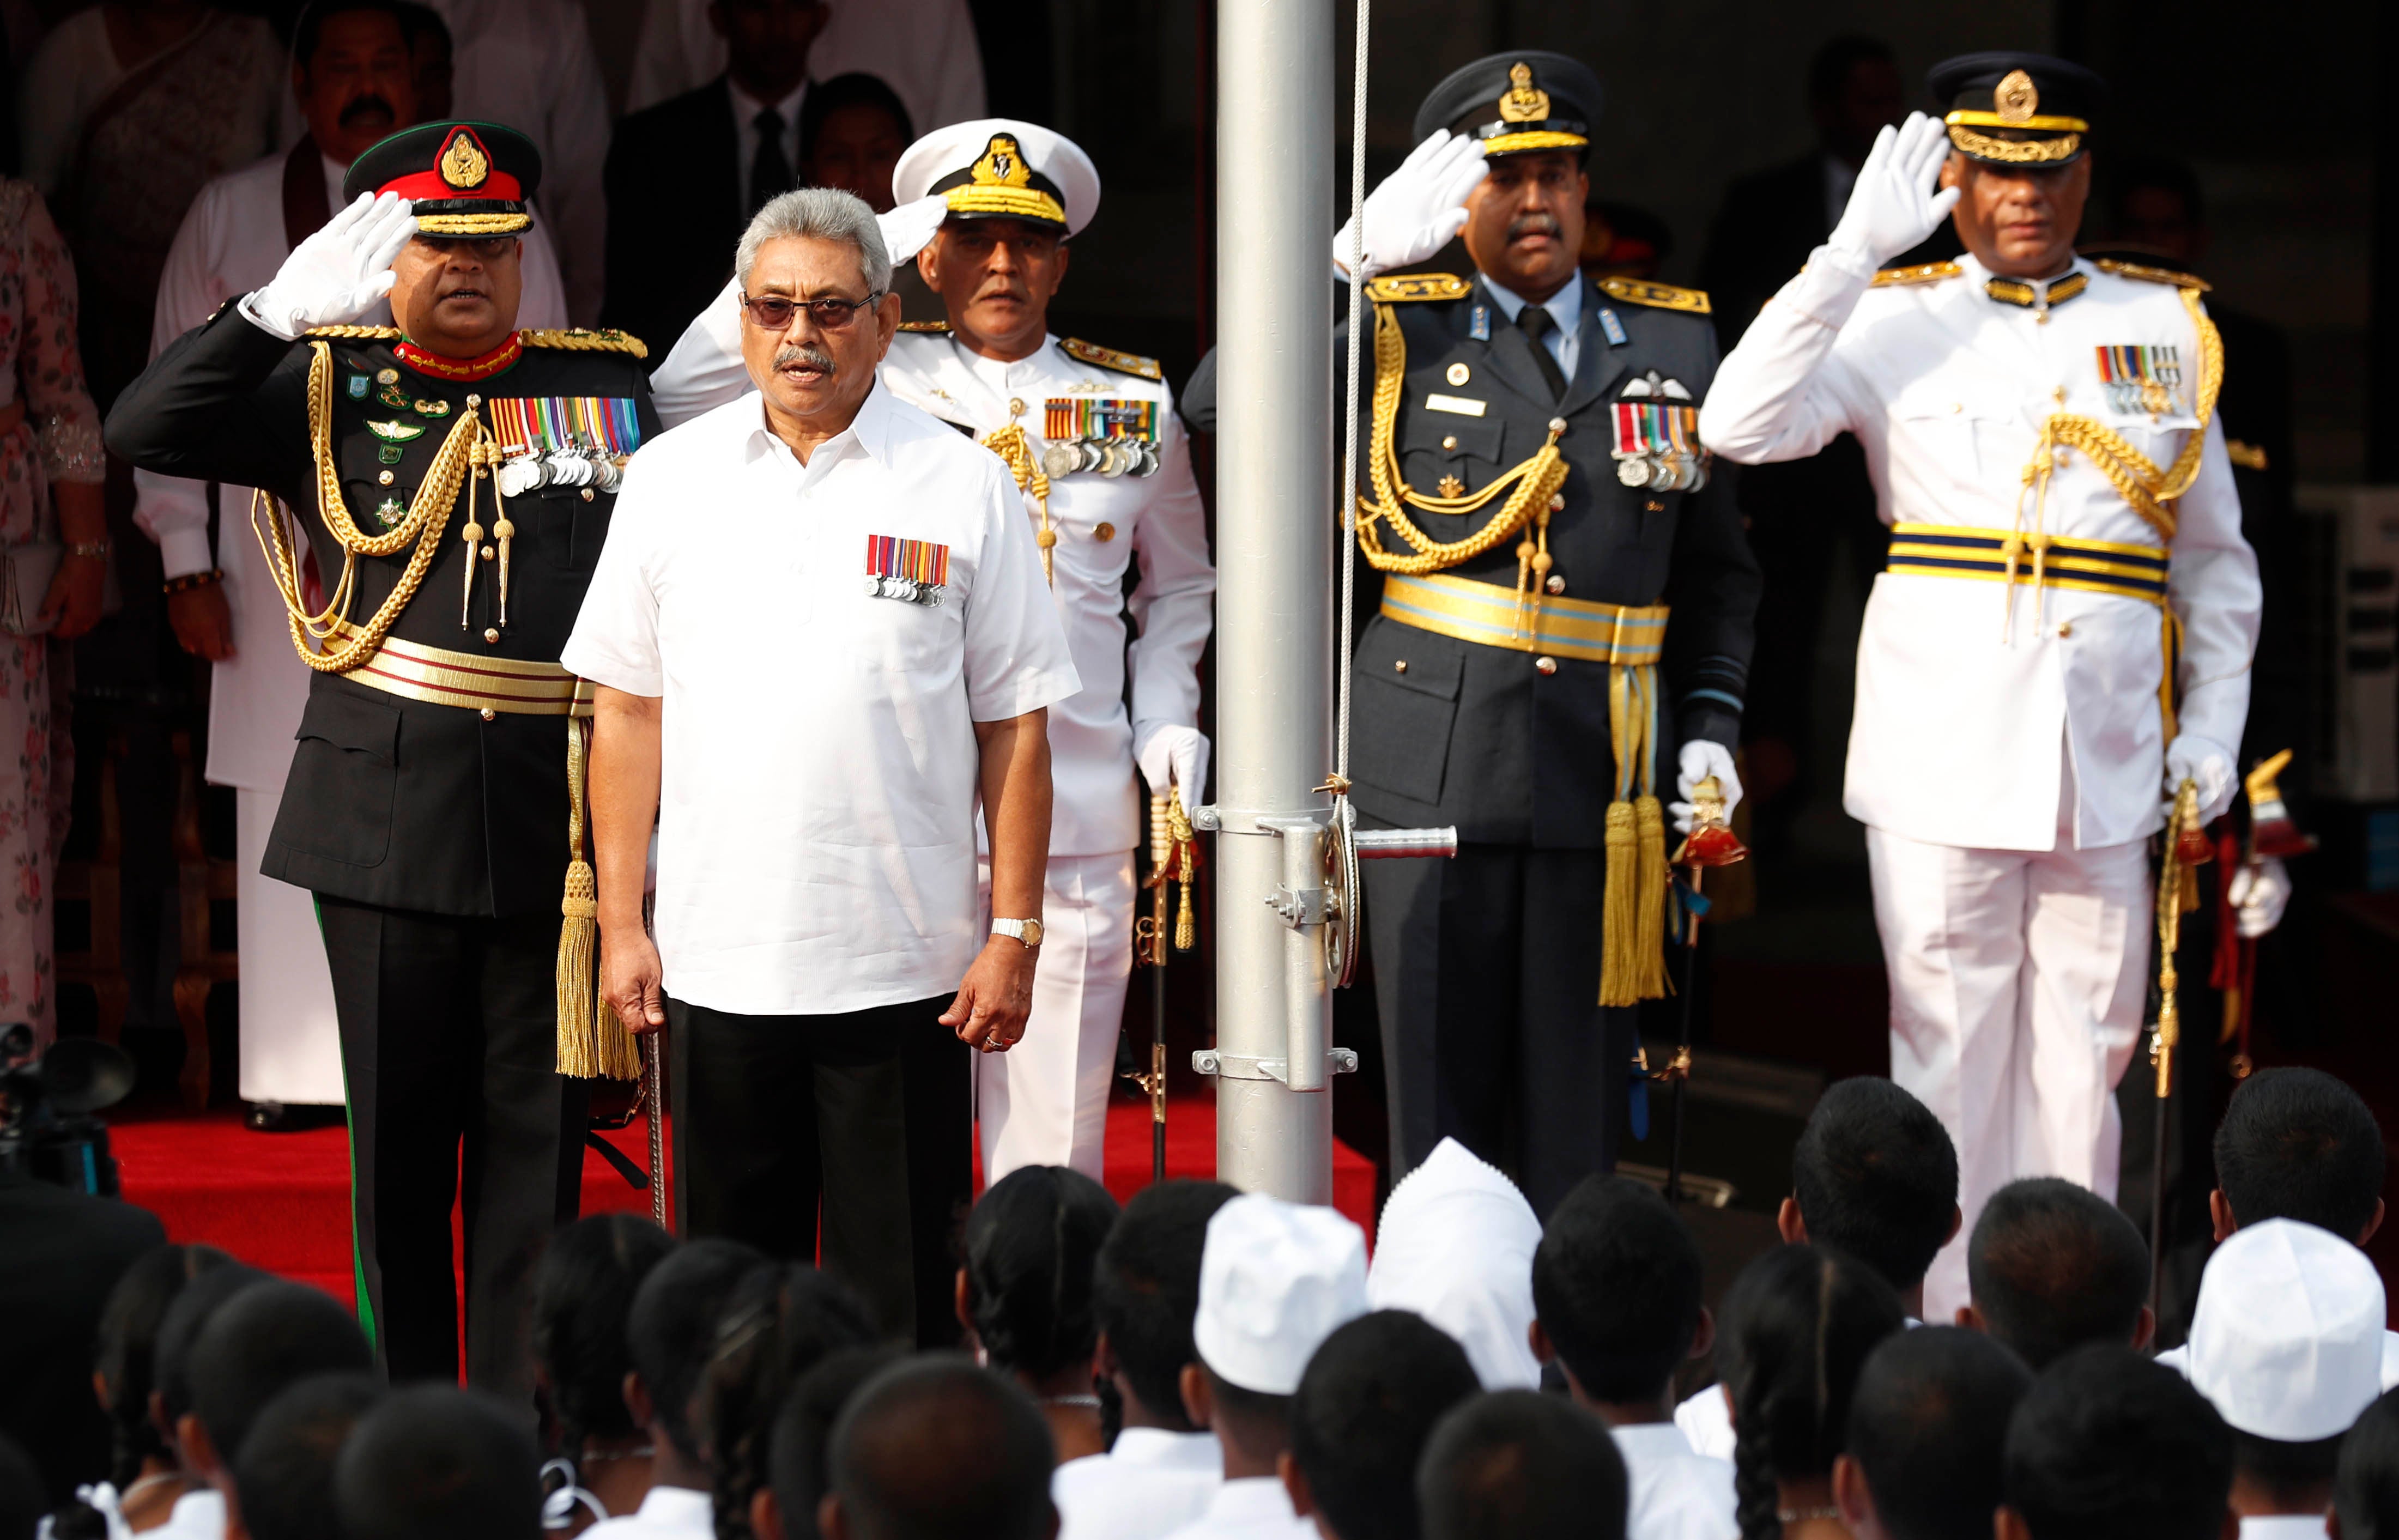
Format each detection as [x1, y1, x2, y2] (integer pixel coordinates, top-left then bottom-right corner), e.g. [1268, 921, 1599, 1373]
[1061, 337, 1161, 381]
[1871, 261, 1961, 287]
[1365, 272, 1471, 302]
[896, 319, 950, 333]
[1597, 275, 1711, 316]
[305, 324, 400, 340]
[520, 327, 650, 360]
[2093, 258, 2212, 293]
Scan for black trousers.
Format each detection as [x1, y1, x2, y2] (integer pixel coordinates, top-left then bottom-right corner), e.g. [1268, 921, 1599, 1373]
[1362, 842, 1632, 1218]
[667, 996, 968, 1348]
[317, 896, 587, 1396]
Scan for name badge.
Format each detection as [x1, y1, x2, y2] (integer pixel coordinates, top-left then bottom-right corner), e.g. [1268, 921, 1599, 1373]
[865, 533, 949, 607]
[1426, 394, 1487, 417]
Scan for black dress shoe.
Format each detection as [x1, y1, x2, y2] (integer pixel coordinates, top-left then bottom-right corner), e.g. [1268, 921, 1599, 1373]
[244, 1101, 344, 1132]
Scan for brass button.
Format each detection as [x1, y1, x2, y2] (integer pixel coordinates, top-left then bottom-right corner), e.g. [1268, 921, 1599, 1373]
[1446, 362, 1470, 386]
[481, 544, 495, 560]
[1093, 522, 1116, 542]
[1545, 574, 1565, 595]
[377, 470, 395, 486]
[1950, 402, 1963, 414]
[1441, 434, 1458, 451]
[483, 627, 500, 644]
[1534, 656, 1558, 675]
[1393, 659, 1409, 674]
[1645, 500, 1665, 512]
[2056, 621, 2073, 638]
[1009, 397, 1026, 416]
[581, 488, 596, 502]
[480, 707, 496, 722]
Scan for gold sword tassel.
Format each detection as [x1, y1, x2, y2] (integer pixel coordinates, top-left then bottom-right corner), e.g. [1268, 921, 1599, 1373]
[458, 395, 487, 627]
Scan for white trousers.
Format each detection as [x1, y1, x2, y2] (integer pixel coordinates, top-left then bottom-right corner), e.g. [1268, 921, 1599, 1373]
[234, 787, 345, 1105]
[1869, 813, 2150, 1324]
[976, 851, 1138, 1184]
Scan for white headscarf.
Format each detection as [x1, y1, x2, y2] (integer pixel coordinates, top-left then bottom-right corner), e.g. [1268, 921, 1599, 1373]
[1366, 1138, 1543, 1388]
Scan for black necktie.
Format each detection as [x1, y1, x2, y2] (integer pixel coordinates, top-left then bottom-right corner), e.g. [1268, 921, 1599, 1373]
[749, 107, 793, 215]
[1516, 305, 1568, 401]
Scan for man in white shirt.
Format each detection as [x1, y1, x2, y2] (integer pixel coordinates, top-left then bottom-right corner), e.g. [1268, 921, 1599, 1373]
[1366, 1139, 1542, 1390]
[648, 119, 1216, 1186]
[1282, 1312, 1481, 1540]
[1833, 1328, 2031, 1540]
[1162, 1197, 1370, 1540]
[134, 0, 568, 1121]
[1532, 1176, 1736, 1540]
[1058, 1180, 1238, 1540]
[1697, 54, 2273, 1323]
[568, 187, 1077, 1347]
[2183, 1222, 2385, 1540]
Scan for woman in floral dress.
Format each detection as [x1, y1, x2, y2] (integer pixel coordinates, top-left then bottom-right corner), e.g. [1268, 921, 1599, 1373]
[0, 182, 111, 1041]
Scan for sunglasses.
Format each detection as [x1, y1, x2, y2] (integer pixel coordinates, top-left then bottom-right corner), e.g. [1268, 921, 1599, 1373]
[738, 292, 884, 332]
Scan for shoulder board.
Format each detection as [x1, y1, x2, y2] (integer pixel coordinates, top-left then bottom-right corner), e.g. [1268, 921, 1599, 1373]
[896, 319, 951, 333]
[519, 328, 650, 360]
[2093, 258, 2211, 293]
[1597, 276, 1711, 316]
[1871, 261, 1962, 287]
[1061, 337, 1161, 381]
[1365, 272, 1471, 303]
[305, 325, 399, 340]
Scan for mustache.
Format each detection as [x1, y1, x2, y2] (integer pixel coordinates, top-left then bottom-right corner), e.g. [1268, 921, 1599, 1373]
[338, 93, 396, 126]
[1506, 211, 1562, 241]
[774, 342, 837, 374]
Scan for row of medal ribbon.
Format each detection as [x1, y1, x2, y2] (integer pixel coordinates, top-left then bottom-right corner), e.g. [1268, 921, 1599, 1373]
[1039, 397, 1164, 480]
[1610, 401, 1712, 492]
[488, 396, 643, 498]
[2094, 345, 2183, 417]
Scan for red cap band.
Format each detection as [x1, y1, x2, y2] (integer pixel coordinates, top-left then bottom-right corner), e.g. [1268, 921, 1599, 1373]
[380, 168, 524, 204]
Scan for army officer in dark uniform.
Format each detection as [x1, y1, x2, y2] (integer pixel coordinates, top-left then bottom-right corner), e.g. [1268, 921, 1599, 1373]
[105, 122, 658, 1398]
[1337, 54, 1760, 1216]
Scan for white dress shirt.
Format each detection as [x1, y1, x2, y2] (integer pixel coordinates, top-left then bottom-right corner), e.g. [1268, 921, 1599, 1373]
[1673, 1383, 1734, 1464]
[582, 1483, 716, 1540]
[650, 290, 1215, 857]
[1156, 1476, 1314, 1540]
[627, 0, 987, 135]
[1614, 1422, 1738, 1540]
[725, 77, 809, 199]
[1055, 1428, 1223, 1540]
[2238, 1519, 2330, 1540]
[1479, 272, 1582, 383]
[562, 383, 1079, 1016]
[1698, 247, 2259, 852]
[147, 1489, 226, 1540]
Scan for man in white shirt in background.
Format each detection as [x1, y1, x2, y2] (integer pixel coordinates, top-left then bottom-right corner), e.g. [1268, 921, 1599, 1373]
[1165, 1196, 1370, 1540]
[568, 187, 1076, 1348]
[2183, 1221, 2386, 1540]
[1532, 1176, 1736, 1540]
[626, 0, 985, 135]
[132, 0, 568, 1124]
[1058, 1179, 1239, 1540]
[1833, 1328, 2032, 1540]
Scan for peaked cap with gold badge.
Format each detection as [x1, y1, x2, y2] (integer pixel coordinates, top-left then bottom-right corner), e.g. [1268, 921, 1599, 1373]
[1928, 52, 2106, 168]
[1411, 51, 1603, 160]
[343, 120, 542, 236]
[892, 118, 1100, 237]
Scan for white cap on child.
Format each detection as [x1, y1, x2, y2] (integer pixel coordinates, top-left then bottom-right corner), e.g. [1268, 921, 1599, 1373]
[1193, 1193, 1370, 1396]
[2186, 1217, 2385, 1441]
[1366, 1138, 1542, 1389]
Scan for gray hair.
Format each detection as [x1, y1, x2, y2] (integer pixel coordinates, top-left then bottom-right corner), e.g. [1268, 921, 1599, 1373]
[734, 187, 892, 296]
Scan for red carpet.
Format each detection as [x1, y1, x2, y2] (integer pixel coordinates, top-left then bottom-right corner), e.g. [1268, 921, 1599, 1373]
[108, 1094, 1376, 1309]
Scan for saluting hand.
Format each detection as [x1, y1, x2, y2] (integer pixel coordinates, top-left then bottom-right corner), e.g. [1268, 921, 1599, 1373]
[1826, 112, 1961, 270]
[942, 936, 1038, 1053]
[246, 191, 419, 342]
[1334, 130, 1489, 280]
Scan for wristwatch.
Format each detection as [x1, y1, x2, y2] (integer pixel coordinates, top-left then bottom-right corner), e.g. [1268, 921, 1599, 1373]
[992, 918, 1045, 948]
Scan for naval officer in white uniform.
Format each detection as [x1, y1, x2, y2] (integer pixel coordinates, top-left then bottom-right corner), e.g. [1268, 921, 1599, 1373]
[1698, 54, 2277, 1322]
[133, 0, 568, 1117]
[650, 119, 1215, 1184]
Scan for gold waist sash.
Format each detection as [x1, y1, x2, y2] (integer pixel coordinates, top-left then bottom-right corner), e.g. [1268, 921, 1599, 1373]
[328, 625, 590, 716]
[1379, 572, 1668, 663]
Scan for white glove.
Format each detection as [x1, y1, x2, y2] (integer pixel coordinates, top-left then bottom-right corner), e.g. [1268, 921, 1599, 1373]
[2228, 858, 2291, 939]
[1825, 112, 1961, 270]
[1332, 131, 1488, 281]
[876, 194, 950, 268]
[2164, 735, 2238, 826]
[1669, 741, 1743, 835]
[1134, 722, 1210, 820]
[244, 192, 416, 342]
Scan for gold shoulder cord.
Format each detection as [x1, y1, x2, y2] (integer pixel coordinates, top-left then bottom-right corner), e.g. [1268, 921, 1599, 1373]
[2021, 286, 2224, 547]
[979, 420, 1056, 584]
[253, 341, 481, 672]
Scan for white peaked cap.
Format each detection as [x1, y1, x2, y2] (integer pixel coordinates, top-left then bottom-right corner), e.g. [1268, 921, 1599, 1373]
[1366, 1138, 1543, 1389]
[1194, 1193, 1370, 1395]
[890, 118, 1100, 237]
[2187, 1218, 2386, 1440]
